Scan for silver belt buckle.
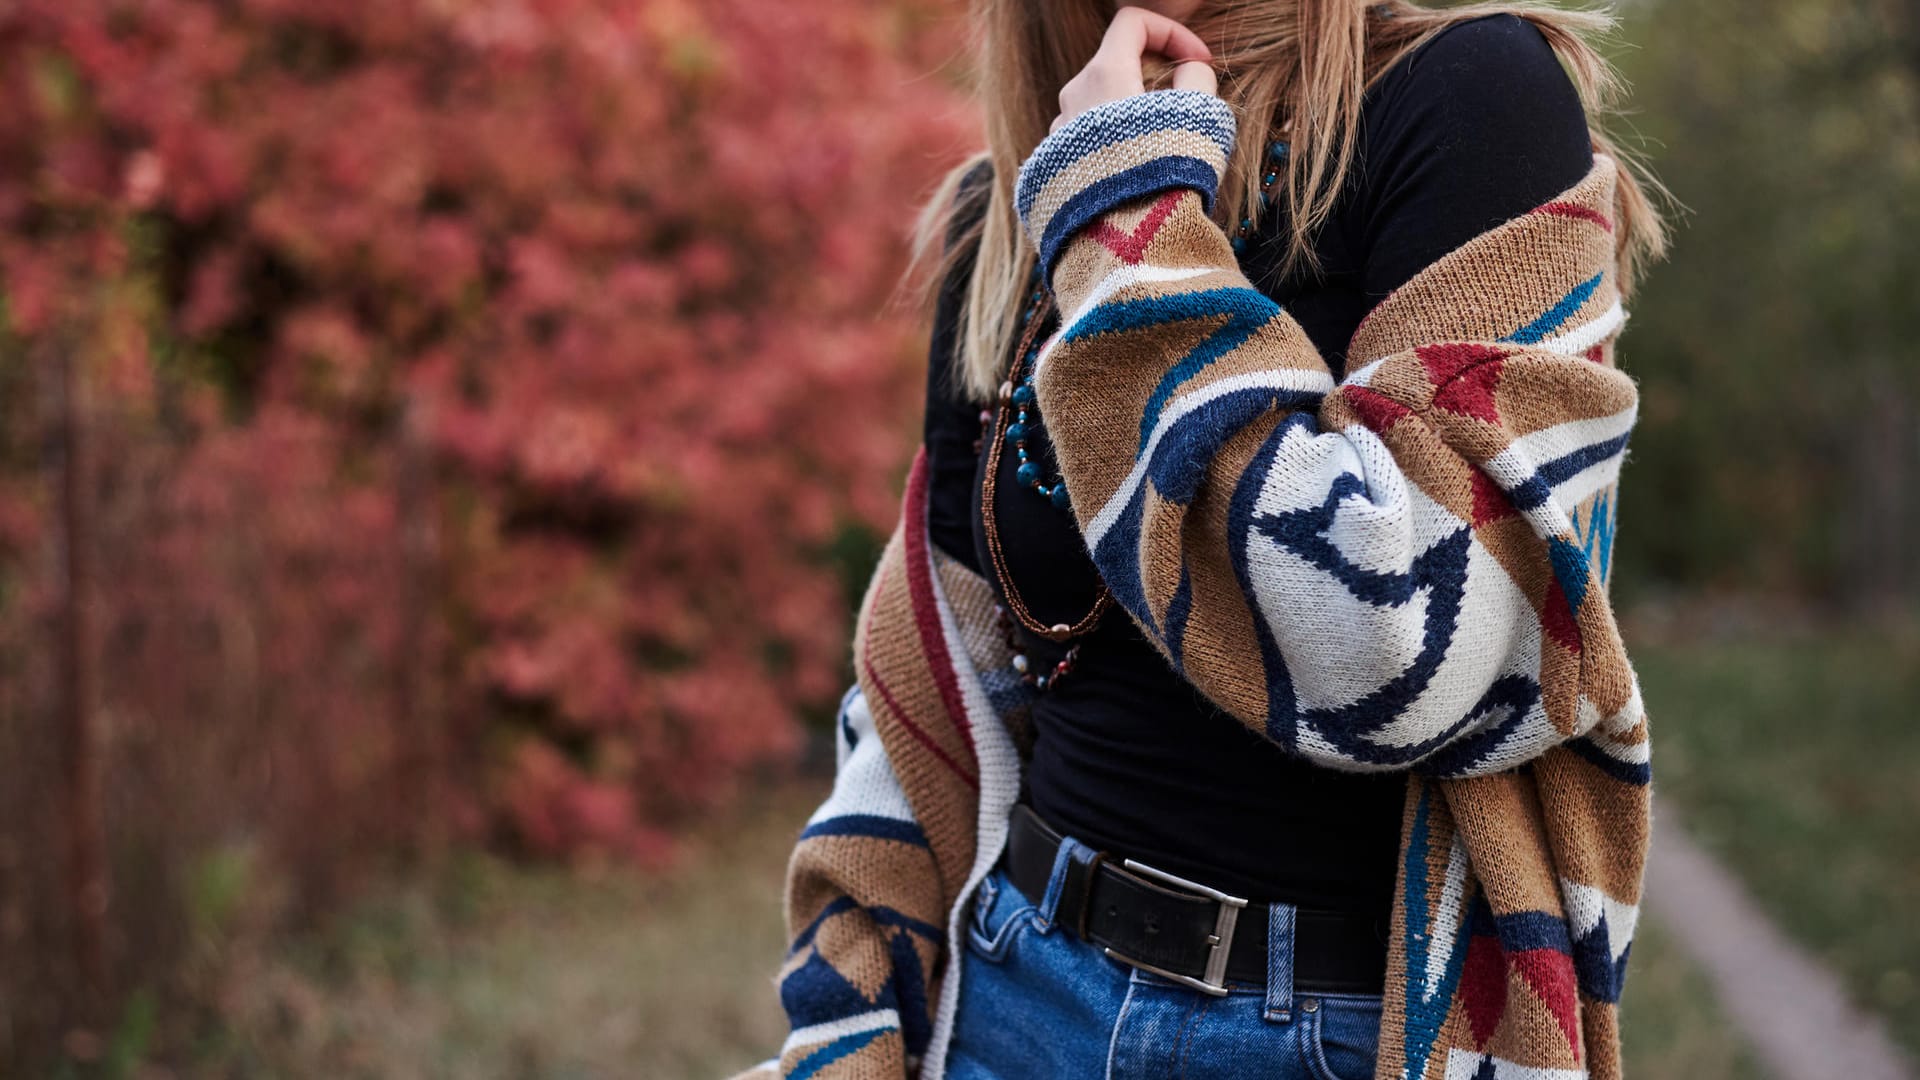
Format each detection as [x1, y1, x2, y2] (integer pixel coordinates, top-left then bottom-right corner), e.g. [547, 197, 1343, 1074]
[1100, 858, 1248, 997]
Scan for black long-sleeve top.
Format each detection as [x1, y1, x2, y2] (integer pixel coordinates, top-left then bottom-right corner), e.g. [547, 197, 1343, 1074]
[920, 14, 1594, 922]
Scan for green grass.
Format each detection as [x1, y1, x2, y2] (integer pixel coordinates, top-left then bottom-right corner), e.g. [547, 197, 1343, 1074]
[185, 617, 1920, 1079]
[189, 783, 819, 1080]
[1633, 622, 1920, 1058]
[169, 773, 1771, 1079]
[184, 615, 1920, 1080]
[1618, 920, 1766, 1080]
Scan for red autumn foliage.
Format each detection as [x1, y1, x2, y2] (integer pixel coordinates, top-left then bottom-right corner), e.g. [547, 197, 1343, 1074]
[0, 0, 973, 1057]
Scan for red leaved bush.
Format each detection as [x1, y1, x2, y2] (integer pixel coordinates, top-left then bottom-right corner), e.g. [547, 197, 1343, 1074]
[0, 0, 973, 1056]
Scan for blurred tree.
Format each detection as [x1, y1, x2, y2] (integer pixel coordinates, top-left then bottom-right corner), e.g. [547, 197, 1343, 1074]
[0, 0, 972, 1066]
[1610, 0, 1920, 611]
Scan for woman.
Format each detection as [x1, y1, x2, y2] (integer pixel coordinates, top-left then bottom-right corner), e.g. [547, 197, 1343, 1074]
[755, 2, 1664, 1078]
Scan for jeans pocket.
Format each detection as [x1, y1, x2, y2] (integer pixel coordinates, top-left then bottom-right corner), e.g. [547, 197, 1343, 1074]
[965, 868, 1038, 964]
[1303, 994, 1385, 1080]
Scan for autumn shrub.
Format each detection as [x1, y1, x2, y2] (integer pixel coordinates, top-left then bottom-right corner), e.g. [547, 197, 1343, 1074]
[0, 0, 973, 1062]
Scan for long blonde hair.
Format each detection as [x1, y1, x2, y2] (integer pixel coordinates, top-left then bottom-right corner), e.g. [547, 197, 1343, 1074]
[910, 0, 1669, 403]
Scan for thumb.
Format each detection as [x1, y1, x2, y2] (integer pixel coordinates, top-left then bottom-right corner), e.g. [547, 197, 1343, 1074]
[1170, 59, 1218, 95]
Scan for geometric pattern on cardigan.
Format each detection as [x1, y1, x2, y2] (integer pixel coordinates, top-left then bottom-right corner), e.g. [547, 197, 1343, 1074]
[1017, 88, 1643, 781]
[776, 686, 935, 1071]
[758, 457, 1029, 1080]
[749, 88, 1652, 1080]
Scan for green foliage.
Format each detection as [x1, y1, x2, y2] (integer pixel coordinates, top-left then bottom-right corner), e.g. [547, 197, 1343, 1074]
[185, 844, 256, 940]
[1617, 921, 1768, 1080]
[100, 992, 157, 1079]
[1635, 623, 1920, 1053]
[186, 787, 821, 1079]
[1608, 0, 1920, 604]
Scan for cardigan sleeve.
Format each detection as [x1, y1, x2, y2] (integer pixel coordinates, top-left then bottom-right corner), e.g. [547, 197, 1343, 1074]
[768, 682, 944, 1079]
[1014, 89, 1642, 777]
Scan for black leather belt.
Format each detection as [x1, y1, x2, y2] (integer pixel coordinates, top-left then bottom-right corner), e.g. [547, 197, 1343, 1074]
[1002, 803, 1386, 997]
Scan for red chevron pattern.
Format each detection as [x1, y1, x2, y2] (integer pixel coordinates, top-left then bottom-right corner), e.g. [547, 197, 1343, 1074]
[1087, 189, 1182, 264]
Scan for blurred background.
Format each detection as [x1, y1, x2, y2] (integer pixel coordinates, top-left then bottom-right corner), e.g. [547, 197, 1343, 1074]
[0, 0, 1914, 1077]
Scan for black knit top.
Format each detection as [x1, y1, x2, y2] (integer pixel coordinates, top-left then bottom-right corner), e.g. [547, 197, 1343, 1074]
[920, 14, 1594, 919]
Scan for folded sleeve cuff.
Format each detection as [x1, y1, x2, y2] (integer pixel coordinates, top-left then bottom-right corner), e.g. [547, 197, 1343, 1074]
[1013, 88, 1237, 279]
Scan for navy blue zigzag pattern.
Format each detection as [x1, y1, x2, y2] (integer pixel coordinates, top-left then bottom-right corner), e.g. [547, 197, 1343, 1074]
[1089, 384, 1323, 648]
[1228, 431, 1527, 766]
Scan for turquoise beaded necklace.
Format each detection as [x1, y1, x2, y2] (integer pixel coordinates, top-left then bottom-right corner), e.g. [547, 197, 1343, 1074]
[1003, 277, 1071, 511]
[1234, 137, 1292, 254]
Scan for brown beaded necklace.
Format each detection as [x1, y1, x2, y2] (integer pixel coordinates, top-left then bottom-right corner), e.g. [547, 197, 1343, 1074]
[979, 285, 1114, 665]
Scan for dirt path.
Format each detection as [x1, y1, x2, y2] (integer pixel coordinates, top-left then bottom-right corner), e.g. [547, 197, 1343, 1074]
[1645, 807, 1915, 1080]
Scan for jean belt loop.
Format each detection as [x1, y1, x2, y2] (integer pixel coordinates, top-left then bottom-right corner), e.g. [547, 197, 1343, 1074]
[1037, 834, 1094, 933]
[1264, 900, 1299, 1023]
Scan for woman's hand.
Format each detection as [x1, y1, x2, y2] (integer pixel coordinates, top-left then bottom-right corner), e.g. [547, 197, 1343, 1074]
[1050, 6, 1217, 133]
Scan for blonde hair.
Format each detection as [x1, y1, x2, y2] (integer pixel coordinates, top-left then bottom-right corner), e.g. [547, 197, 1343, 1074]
[909, 0, 1669, 403]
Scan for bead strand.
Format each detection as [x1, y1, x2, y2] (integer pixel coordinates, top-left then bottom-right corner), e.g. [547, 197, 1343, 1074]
[996, 602, 1082, 692]
[1006, 365, 1072, 511]
[1231, 138, 1290, 255]
[982, 273, 1073, 509]
[977, 282, 1114, 649]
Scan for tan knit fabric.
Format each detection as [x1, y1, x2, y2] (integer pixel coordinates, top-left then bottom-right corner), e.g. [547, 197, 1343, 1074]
[759, 89, 1649, 1080]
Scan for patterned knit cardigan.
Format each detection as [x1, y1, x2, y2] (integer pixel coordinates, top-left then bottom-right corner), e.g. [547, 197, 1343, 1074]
[751, 89, 1652, 1080]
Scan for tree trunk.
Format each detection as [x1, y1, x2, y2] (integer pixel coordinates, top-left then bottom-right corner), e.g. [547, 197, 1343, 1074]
[55, 342, 108, 1006]
[392, 397, 445, 863]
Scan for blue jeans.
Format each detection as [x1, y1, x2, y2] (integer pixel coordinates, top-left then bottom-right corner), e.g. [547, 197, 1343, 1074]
[947, 839, 1384, 1080]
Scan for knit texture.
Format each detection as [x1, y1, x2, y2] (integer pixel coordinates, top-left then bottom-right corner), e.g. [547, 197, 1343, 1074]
[748, 88, 1650, 1080]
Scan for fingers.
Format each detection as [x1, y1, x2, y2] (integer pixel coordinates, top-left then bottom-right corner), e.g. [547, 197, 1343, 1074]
[1050, 6, 1216, 134]
[1169, 59, 1217, 95]
[1099, 5, 1211, 68]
